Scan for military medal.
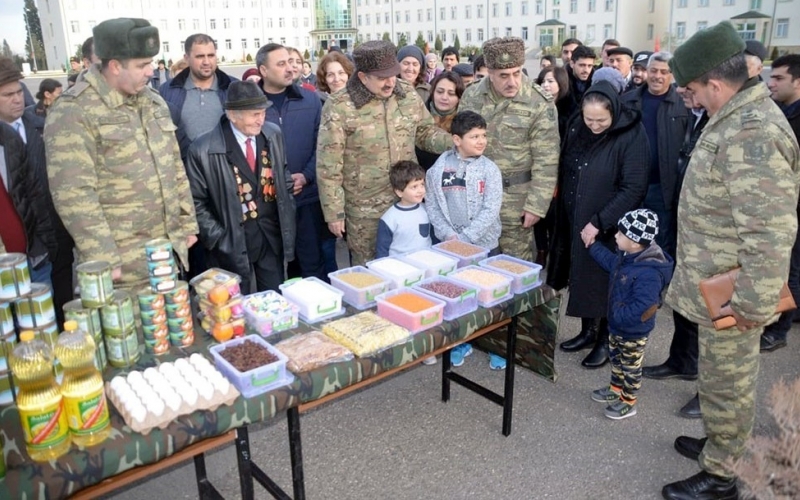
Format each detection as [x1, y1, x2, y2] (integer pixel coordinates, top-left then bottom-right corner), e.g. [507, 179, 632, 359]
[231, 144, 275, 221]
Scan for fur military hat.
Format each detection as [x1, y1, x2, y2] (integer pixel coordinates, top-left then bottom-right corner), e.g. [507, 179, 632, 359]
[669, 21, 745, 87]
[482, 37, 525, 69]
[224, 81, 268, 110]
[354, 41, 400, 78]
[93, 18, 160, 60]
[0, 57, 23, 87]
[618, 209, 659, 245]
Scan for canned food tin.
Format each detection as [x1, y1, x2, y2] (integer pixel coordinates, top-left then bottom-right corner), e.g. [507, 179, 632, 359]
[137, 289, 165, 311]
[168, 329, 194, 347]
[0, 253, 31, 299]
[100, 291, 135, 335]
[167, 315, 193, 335]
[77, 261, 114, 308]
[150, 274, 176, 293]
[0, 333, 17, 406]
[144, 238, 173, 262]
[63, 299, 103, 339]
[142, 322, 168, 340]
[140, 307, 167, 327]
[94, 336, 108, 371]
[104, 327, 141, 368]
[164, 281, 190, 305]
[0, 301, 12, 336]
[147, 258, 176, 278]
[33, 321, 59, 350]
[144, 337, 170, 355]
[13, 283, 56, 328]
[165, 301, 192, 319]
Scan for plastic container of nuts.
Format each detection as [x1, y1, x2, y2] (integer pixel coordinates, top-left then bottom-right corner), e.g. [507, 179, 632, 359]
[328, 266, 391, 310]
[479, 255, 542, 294]
[432, 241, 490, 268]
[414, 277, 479, 321]
[209, 335, 294, 398]
[449, 265, 513, 308]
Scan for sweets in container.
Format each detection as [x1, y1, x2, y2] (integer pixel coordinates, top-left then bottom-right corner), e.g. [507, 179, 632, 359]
[209, 335, 293, 398]
[279, 277, 344, 323]
[274, 331, 354, 372]
[328, 266, 390, 310]
[322, 311, 410, 357]
[400, 249, 459, 278]
[479, 255, 542, 294]
[375, 289, 445, 334]
[242, 291, 298, 337]
[190, 268, 242, 303]
[414, 276, 479, 321]
[365, 257, 425, 289]
[431, 241, 490, 268]
[449, 265, 513, 307]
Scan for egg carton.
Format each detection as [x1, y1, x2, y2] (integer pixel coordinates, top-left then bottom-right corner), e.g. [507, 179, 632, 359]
[105, 353, 240, 435]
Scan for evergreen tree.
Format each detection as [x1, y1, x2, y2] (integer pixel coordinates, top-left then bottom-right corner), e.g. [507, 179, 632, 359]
[2, 39, 12, 58]
[434, 35, 442, 52]
[454, 35, 461, 55]
[382, 32, 391, 42]
[397, 33, 407, 47]
[24, 0, 47, 70]
[414, 32, 426, 52]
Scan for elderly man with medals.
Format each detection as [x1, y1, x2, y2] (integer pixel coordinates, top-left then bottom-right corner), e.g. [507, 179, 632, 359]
[186, 80, 296, 293]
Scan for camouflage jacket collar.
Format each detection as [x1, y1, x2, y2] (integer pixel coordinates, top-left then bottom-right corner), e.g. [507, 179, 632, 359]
[706, 79, 769, 130]
[346, 75, 406, 109]
[477, 73, 534, 104]
[83, 65, 160, 109]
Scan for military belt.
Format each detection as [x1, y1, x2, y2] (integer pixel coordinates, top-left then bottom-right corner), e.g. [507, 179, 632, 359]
[502, 171, 532, 188]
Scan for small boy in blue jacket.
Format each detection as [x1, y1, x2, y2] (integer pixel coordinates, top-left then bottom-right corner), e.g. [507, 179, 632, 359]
[584, 208, 673, 420]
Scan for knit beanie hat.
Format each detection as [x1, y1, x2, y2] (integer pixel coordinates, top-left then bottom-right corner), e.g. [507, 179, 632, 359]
[592, 67, 626, 94]
[483, 37, 525, 69]
[618, 209, 659, 244]
[669, 21, 745, 87]
[353, 40, 400, 77]
[397, 45, 424, 67]
[93, 18, 160, 60]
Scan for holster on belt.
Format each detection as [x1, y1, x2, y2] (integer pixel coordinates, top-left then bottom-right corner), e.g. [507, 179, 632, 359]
[502, 170, 533, 188]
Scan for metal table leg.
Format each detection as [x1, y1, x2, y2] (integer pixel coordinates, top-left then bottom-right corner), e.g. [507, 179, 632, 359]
[502, 316, 518, 436]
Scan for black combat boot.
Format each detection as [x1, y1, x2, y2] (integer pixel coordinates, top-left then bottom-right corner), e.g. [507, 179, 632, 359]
[581, 318, 609, 368]
[560, 317, 598, 352]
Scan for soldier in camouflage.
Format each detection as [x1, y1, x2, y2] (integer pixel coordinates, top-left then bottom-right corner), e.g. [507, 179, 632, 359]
[458, 37, 560, 262]
[45, 18, 199, 292]
[662, 22, 800, 500]
[316, 40, 451, 266]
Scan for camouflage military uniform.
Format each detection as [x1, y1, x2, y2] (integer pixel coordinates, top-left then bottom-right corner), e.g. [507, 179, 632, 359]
[665, 81, 800, 478]
[316, 78, 450, 265]
[45, 65, 198, 292]
[458, 76, 560, 261]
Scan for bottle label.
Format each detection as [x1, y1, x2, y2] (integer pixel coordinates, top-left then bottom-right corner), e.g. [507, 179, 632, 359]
[64, 388, 110, 436]
[20, 401, 70, 451]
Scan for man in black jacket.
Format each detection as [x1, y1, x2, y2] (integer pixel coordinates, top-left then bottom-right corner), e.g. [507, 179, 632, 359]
[186, 81, 296, 294]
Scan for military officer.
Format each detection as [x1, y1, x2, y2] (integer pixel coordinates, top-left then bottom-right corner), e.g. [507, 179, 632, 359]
[45, 18, 199, 292]
[662, 22, 800, 500]
[316, 40, 450, 266]
[458, 37, 560, 261]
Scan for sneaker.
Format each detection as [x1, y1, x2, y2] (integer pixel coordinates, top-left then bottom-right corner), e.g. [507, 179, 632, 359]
[488, 353, 507, 370]
[591, 386, 621, 404]
[421, 356, 437, 365]
[450, 343, 473, 367]
[604, 400, 637, 420]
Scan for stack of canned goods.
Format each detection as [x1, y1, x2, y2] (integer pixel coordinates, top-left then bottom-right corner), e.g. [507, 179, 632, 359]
[0, 253, 31, 300]
[145, 239, 178, 293]
[0, 302, 16, 406]
[100, 291, 140, 368]
[165, 282, 194, 347]
[12, 283, 60, 378]
[137, 289, 169, 355]
[63, 299, 107, 371]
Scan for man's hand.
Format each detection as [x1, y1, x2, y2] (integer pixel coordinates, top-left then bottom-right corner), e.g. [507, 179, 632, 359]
[291, 173, 307, 196]
[521, 210, 541, 229]
[112, 267, 122, 281]
[328, 220, 345, 238]
[580, 222, 599, 248]
[187, 235, 198, 248]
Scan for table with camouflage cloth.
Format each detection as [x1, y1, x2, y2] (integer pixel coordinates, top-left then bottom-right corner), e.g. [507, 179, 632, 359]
[0, 285, 559, 499]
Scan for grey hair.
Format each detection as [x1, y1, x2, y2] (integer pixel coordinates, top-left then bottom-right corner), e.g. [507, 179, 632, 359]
[648, 51, 673, 67]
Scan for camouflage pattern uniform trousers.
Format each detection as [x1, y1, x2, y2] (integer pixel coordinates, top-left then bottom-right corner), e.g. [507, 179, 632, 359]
[458, 75, 560, 261]
[316, 79, 451, 266]
[44, 65, 198, 293]
[665, 81, 800, 478]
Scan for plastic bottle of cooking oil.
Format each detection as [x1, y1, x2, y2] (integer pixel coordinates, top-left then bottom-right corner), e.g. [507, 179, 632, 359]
[9, 330, 71, 461]
[55, 320, 110, 447]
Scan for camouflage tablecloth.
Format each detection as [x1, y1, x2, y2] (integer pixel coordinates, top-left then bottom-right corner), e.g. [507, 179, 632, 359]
[0, 285, 558, 499]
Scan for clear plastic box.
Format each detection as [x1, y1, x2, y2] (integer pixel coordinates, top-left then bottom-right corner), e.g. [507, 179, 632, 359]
[400, 249, 459, 279]
[198, 296, 245, 322]
[479, 255, 542, 294]
[209, 335, 294, 398]
[365, 257, 426, 289]
[242, 290, 299, 337]
[448, 265, 513, 308]
[375, 288, 445, 334]
[431, 241, 490, 268]
[189, 268, 242, 302]
[328, 266, 391, 310]
[414, 277, 479, 321]
[279, 277, 345, 323]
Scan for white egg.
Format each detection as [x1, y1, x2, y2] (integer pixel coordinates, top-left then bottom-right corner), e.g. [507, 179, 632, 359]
[110, 376, 127, 391]
[190, 353, 210, 366]
[143, 367, 159, 379]
[130, 405, 146, 423]
[159, 363, 177, 375]
[124, 397, 142, 413]
[212, 377, 230, 393]
[173, 358, 189, 370]
[146, 398, 165, 417]
[196, 382, 214, 400]
[181, 386, 198, 406]
[127, 371, 144, 384]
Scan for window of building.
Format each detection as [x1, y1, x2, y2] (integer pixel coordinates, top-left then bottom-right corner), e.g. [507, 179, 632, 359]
[440, 7, 445, 20]
[70, 20, 79, 32]
[647, 23, 654, 39]
[427, 30, 433, 42]
[465, 5, 471, 18]
[395, 11, 400, 23]
[492, 3, 498, 17]
[225, 39, 232, 49]
[505, 2, 512, 15]
[357, 14, 362, 26]
[749, 0, 761, 8]
[387, 12, 391, 23]
[292, 17, 298, 27]
[418, 9, 423, 21]
[278, 17, 285, 27]
[698, 0, 708, 6]
[266, 18, 272, 28]
[535, 0, 542, 14]
[451, 6, 457, 19]
[240, 18, 246, 28]
[241, 38, 247, 49]
[162, 41, 169, 53]
[477, 28, 484, 42]
[569, 25, 577, 38]
[254, 38, 260, 48]
[678, 0, 687, 7]
[465, 28, 472, 41]
[603, 23, 612, 38]
[737, 21, 756, 39]
[776, 18, 789, 38]
[193, 19, 200, 30]
[451, 29, 457, 42]
[723, 0, 735, 5]
[605, 0, 613, 11]
[405, 10, 410, 22]
[441, 30, 446, 42]
[254, 18, 260, 28]
[365, 15, 369, 25]
[210, 19, 216, 29]
[676, 21, 686, 39]
[88, 20, 95, 29]
[223, 18, 230, 29]
[588, 0, 595, 12]
[553, 8, 559, 17]
[477, 4, 483, 17]
[376, 13, 381, 25]
[492, 27, 499, 38]
[697, 21, 707, 31]
[505, 27, 512, 37]
[178, 19, 185, 29]
[570, 0, 578, 13]
[427, 9, 433, 21]
[522, 26, 528, 40]
[587, 24, 595, 41]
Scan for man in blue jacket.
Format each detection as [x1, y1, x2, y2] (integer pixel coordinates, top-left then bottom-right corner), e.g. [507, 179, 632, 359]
[255, 43, 328, 281]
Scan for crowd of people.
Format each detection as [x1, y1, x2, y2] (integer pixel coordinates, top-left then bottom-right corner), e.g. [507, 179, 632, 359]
[1, 15, 799, 499]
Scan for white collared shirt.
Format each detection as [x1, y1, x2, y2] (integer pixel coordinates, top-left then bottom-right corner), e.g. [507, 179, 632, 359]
[229, 122, 255, 161]
[8, 118, 26, 145]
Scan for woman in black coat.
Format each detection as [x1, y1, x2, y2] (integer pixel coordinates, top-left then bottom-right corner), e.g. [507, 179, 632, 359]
[546, 80, 649, 368]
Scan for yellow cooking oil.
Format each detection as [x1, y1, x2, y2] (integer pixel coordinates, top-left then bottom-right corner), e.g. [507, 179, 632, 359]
[55, 320, 110, 447]
[9, 330, 71, 461]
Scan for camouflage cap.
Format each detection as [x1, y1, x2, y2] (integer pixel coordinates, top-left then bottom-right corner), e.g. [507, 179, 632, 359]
[669, 21, 745, 87]
[93, 18, 160, 60]
[0, 57, 23, 87]
[353, 40, 400, 78]
[483, 37, 525, 69]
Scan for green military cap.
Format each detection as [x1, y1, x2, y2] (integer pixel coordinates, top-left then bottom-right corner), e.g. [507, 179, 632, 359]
[483, 37, 525, 70]
[93, 18, 160, 60]
[669, 21, 745, 87]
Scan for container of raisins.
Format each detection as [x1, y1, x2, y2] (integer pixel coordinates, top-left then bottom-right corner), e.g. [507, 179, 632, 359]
[209, 335, 293, 398]
[414, 277, 479, 321]
[479, 255, 542, 294]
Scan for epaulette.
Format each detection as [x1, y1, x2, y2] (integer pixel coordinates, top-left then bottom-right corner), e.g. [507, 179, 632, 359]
[740, 108, 762, 129]
[531, 82, 554, 102]
[62, 81, 90, 98]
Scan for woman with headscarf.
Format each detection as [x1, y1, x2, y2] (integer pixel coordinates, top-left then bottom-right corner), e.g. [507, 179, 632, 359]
[547, 80, 649, 369]
[397, 45, 431, 103]
[424, 52, 442, 84]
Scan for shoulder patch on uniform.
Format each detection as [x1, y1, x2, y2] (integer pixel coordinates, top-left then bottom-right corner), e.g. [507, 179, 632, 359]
[531, 83, 554, 102]
[743, 141, 767, 163]
[63, 81, 89, 98]
[698, 139, 718, 155]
